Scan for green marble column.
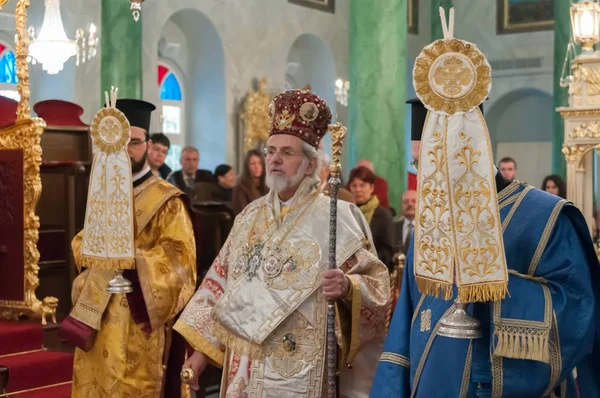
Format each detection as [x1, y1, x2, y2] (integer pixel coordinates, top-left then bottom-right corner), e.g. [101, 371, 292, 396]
[431, 0, 453, 41]
[348, 0, 407, 212]
[100, 0, 143, 101]
[553, 0, 570, 179]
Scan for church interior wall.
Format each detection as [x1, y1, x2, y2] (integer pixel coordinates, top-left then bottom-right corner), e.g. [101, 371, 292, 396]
[0, 0, 557, 183]
[447, 1, 554, 185]
[487, 88, 554, 188]
[166, 9, 227, 172]
[403, 0, 555, 184]
[142, 0, 350, 171]
[286, 33, 337, 155]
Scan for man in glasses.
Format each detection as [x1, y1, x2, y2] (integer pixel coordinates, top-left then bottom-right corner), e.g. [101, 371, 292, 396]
[174, 88, 390, 397]
[67, 99, 197, 397]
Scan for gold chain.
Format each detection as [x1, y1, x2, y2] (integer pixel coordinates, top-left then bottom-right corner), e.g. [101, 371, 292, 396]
[247, 190, 319, 249]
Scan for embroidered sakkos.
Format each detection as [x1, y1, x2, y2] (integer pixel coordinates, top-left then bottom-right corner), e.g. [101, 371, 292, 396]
[174, 178, 390, 397]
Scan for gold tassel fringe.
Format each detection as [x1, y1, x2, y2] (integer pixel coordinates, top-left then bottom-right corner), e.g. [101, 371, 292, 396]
[493, 327, 550, 363]
[415, 277, 453, 301]
[81, 256, 136, 270]
[458, 282, 508, 303]
[212, 321, 264, 360]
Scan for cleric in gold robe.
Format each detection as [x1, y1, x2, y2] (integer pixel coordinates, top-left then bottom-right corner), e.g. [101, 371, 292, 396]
[60, 99, 197, 397]
[173, 89, 390, 397]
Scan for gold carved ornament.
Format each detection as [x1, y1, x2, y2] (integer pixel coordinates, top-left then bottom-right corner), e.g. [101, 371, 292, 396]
[241, 78, 273, 151]
[0, 0, 58, 322]
[412, 34, 508, 303]
[562, 122, 600, 168]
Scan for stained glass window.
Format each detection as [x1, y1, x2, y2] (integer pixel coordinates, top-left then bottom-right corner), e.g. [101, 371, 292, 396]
[160, 73, 182, 101]
[0, 50, 19, 101]
[0, 51, 18, 84]
[162, 104, 181, 134]
[158, 65, 184, 171]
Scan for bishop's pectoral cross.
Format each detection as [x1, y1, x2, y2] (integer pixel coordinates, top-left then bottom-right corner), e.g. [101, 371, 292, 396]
[245, 243, 264, 280]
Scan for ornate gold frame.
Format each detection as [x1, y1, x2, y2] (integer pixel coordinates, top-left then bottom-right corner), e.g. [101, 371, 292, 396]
[0, 0, 52, 321]
[497, 0, 554, 35]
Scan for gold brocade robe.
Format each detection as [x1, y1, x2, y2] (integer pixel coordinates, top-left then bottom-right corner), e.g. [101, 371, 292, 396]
[70, 177, 197, 398]
[174, 177, 390, 398]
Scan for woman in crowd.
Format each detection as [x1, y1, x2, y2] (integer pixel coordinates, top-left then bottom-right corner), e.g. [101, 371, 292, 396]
[542, 174, 566, 199]
[231, 149, 268, 214]
[214, 164, 235, 202]
[348, 166, 395, 271]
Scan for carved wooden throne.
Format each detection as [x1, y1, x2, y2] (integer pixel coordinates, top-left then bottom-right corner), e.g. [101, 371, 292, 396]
[0, 0, 57, 322]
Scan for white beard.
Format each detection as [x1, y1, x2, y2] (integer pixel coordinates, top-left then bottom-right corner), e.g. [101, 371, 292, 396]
[266, 158, 309, 193]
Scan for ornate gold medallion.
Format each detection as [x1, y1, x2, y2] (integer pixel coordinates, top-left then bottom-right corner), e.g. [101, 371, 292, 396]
[262, 247, 284, 282]
[90, 108, 130, 154]
[299, 102, 319, 122]
[414, 38, 490, 115]
[232, 254, 247, 278]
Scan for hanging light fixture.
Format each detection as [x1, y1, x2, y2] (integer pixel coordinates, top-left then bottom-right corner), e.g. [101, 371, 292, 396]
[129, 0, 145, 22]
[28, 0, 77, 74]
[570, 0, 600, 54]
[335, 78, 350, 107]
[27, 0, 99, 75]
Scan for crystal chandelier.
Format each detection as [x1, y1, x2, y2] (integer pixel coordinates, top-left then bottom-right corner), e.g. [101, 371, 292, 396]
[27, 0, 98, 74]
[335, 78, 350, 107]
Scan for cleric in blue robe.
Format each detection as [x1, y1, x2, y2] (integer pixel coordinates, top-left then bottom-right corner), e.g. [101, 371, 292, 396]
[370, 93, 600, 397]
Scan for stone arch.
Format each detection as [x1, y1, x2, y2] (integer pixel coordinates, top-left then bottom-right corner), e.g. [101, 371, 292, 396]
[286, 33, 336, 152]
[486, 87, 554, 186]
[146, 6, 226, 171]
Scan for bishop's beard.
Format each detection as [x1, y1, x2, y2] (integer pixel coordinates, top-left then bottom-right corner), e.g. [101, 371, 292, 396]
[266, 158, 309, 193]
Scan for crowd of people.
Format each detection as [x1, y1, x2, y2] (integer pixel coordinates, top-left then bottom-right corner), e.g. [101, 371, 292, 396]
[498, 156, 567, 199]
[62, 59, 599, 398]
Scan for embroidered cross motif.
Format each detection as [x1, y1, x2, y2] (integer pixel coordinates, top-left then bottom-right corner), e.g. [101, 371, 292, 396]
[420, 309, 432, 332]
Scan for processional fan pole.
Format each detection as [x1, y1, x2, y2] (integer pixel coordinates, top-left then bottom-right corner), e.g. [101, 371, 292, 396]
[326, 122, 347, 398]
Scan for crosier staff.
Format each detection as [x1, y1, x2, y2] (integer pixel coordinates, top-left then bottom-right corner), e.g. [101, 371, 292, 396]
[326, 122, 347, 398]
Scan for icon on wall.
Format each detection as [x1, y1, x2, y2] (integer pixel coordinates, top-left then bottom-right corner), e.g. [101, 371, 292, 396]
[288, 0, 335, 14]
[497, 0, 554, 34]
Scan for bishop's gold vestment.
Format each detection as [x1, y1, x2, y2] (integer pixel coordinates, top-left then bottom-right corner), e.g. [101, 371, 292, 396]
[174, 177, 390, 397]
[70, 177, 197, 397]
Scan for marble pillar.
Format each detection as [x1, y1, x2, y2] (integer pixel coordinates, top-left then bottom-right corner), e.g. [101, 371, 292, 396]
[348, 0, 407, 211]
[553, 0, 570, 179]
[101, 0, 142, 101]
